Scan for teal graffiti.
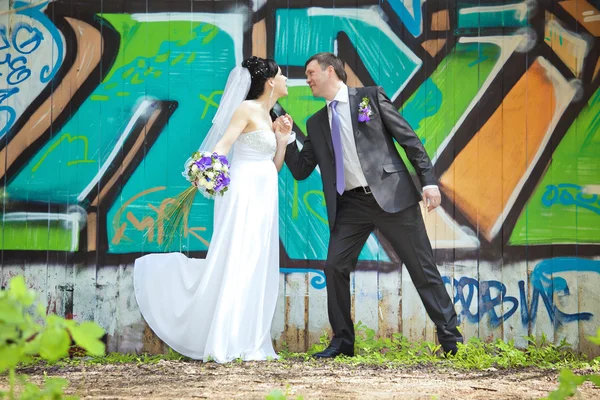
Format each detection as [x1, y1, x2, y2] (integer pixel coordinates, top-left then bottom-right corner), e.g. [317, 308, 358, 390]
[401, 78, 442, 131]
[274, 8, 422, 98]
[8, 16, 235, 253]
[278, 169, 390, 262]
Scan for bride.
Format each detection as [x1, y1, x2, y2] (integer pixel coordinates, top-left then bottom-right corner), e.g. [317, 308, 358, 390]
[133, 56, 293, 363]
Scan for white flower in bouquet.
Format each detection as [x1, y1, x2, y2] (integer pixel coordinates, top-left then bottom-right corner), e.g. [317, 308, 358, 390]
[196, 177, 207, 188]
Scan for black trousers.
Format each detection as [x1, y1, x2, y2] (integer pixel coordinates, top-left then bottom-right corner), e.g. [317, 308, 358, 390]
[325, 190, 462, 349]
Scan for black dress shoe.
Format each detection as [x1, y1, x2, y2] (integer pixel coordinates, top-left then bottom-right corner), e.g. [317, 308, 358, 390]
[312, 345, 354, 359]
[442, 344, 458, 356]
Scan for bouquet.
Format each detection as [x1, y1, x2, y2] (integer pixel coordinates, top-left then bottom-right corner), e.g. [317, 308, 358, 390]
[147, 151, 231, 249]
[183, 151, 231, 199]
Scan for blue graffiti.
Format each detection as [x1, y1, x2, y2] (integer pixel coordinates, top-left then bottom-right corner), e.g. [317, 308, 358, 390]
[0, 2, 62, 137]
[280, 268, 326, 290]
[386, 0, 423, 37]
[443, 258, 599, 327]
[541, 183, 600, 215]
[10, 23, 44, 54]
[0, 54, 32, 85]
[442, 276, 519, 327]
[0, 106, 16, 137]
[15, 1, 63, 83]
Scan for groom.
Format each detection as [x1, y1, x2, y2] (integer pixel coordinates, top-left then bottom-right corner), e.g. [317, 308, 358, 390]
[283, 52, 463, 358]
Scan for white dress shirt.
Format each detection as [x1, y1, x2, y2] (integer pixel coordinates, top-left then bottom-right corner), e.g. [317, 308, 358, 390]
[326, 84, 368, 190]
[288, 84, 438, 192]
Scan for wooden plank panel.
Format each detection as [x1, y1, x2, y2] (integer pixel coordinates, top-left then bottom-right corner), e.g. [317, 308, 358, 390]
[378, 269, 402, 339]
[477, 261, 504, 343]
[116, 264, 144, 354]
[354, 270, 379, 336]
[283, 272, 307, 352]
[579, 257, 600, 357]
[454, 260, 480, 343]
[271, 273, 286, 350]
[503, 261, 529, 349]
[306, 270, 329, 347]
[73, 262, 97, 323]
[95, 265, 120, 353]
[401, 264, 436, 344]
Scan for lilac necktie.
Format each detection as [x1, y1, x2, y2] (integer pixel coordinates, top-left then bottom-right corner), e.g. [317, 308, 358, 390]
[329, 100, 345, 195]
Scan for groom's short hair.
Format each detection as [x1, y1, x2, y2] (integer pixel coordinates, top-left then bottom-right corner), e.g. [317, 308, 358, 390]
[305, 52, 347, 83]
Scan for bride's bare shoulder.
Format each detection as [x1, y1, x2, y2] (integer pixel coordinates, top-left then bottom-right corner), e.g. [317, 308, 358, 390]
[230, 101, 254, 118]
[241, 100, 265, 111]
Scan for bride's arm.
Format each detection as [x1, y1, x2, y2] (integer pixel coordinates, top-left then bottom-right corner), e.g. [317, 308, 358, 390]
[211, 105, 250, 155]
[273, 115, 292, 172]
[273, 138, 288, 172]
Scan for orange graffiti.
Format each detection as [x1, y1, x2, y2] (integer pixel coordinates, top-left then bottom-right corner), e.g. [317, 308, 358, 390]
[111, 186, 210, 247]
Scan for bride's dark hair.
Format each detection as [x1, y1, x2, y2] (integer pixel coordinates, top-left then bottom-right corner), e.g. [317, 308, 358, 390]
[242, 56, 279, 101]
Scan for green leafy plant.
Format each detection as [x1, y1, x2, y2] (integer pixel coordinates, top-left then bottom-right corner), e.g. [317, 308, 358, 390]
[542, 328, 600, 400]
[287, 322, 597, 371]
[0, 275, 106, 399]
[265, 385, 304, 400]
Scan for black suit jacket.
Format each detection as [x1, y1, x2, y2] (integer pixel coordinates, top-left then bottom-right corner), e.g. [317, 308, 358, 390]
[285, 86, 437, 230]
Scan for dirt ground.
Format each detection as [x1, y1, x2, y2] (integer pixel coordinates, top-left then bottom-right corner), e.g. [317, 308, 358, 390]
[3, 360, 599, 399]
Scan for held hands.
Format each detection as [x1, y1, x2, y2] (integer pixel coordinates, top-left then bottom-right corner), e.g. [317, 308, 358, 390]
[423, 187, 441, 212]
[273, 114, 293, 144]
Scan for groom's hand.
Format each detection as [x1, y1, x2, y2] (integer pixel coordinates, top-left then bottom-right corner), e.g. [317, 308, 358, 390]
[274, 115, 293, 142]
[423, 187, 441, 212]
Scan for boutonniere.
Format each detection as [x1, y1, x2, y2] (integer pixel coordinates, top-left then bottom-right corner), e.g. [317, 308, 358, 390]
[358, 97, 373, 122]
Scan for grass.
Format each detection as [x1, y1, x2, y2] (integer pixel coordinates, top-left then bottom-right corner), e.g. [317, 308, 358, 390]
[9, 324, 600, 400]
[17, 323, 599, 373]
[278, 322, 599, 372]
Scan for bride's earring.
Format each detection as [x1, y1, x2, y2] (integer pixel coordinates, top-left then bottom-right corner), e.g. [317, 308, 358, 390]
[269, 84, 274, 100]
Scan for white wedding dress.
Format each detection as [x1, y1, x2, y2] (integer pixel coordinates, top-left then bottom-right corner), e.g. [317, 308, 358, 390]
[133, 130, 280, 363]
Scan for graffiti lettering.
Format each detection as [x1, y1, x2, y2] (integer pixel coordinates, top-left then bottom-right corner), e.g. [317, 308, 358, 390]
[15, 1, 63, 83]
[443, 258, 599, 327]
[0, 20, 45, 136]
[0, 54, 32, 85]
[112, 187, 210, 248]
[541, 183, 600, 215]
[11, 23, 44, 54]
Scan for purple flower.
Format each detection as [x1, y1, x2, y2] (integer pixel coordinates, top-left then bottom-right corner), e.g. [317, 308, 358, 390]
[195, 156, 213, 171]
[358, 106, 372, 122]
[214, 172, 231, 192]
[358, 97, 373, 123]
[217, 154, 229, 166]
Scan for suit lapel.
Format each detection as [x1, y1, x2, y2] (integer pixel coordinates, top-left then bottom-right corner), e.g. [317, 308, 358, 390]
[348, 87, 359, 135]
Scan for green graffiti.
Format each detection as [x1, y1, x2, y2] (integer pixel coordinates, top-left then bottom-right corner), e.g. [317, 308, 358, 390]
[398, 42, 501, 169]
[511, 89, 600, 244]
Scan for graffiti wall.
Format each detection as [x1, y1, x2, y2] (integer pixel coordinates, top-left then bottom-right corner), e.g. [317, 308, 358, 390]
[1, 0, 599, 356]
